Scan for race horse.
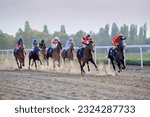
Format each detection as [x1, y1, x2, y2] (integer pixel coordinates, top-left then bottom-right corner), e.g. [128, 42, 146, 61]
[46, 41, 62, 70]
[14, 47, 25, 69]
[108, 39, 126, 72]
[77, 40, 98, 75]
[61, 41, 75, 63]
[39, 46, 48, 65]
[28, 50, 42, 70]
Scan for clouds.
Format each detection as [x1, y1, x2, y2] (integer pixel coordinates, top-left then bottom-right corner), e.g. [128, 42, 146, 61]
[0, 0, 149, 35]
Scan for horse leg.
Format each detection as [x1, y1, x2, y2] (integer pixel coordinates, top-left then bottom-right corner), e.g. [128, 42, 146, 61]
[110, 58, 116, 71]
[87, 61, 90, 71]
[31, 59, 34, 66]
[81, 62, 86, 75]
[35, 60, 37, 70]
[19, 61, 22, 69]
[57, 59, 61, 67]
[28, 58, 31, 69]
[53, 60, 56, 70]
[47, 58, 49, 66]
[121, 59, 126, 69]
[22, 58, 25, 66]
[117, 62, 121, 72]
[15, 56, 19, 68]
[90, 58, 98, 71]
[39, 59, 42, 65]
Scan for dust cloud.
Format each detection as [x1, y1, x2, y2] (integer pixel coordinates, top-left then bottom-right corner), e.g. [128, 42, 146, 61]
[0, 57, 116, 76]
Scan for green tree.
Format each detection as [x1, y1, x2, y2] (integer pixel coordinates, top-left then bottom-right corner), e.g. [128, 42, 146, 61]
[111, 22, 119, 38]
[120, 24, 129, 39]
[143, 23, 147, 39]
[129, 24, 138, 44]
[99, 27, 106, 45]
[139, 26, 144, 44]
[0, 33, 15, 49]
[16, 28, 23, 38]
[98, 24, 111, 46]
[24, 21, 31, 32]
[60, 25, 66, 34]
[43, 25, 49, 34]
[0, 29, 3, 34]
[74, 30, 86, 46]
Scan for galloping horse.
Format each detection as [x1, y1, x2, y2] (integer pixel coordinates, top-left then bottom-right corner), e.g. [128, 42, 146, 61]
[28, 50, 42, 70]
[77, 40, 98, 75]
[61, 41, 75, 63]
[39, 46, 47, 65]
[14, 47, 25, 69]
[108, 39, 126, 72]
[46, 41, 62, 70]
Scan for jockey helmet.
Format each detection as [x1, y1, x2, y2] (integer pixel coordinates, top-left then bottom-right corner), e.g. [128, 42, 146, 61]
[54, 36, 59, 41]
[41, 39, 44, 43]
[33, 39, 37, 43]
[86, 34, 91, 38]
[118, 33, 123, 37]
[19, 38, 23, 42]
[69, 37, 73, 41]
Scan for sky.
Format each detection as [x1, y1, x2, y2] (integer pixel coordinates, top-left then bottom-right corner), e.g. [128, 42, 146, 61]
[0, 0, 150, 36]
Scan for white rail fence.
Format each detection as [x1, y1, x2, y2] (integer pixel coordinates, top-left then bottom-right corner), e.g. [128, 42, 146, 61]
[0, 45, 150, 68]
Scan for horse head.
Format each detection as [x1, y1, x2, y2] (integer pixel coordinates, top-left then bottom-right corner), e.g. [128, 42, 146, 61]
[86, 40, 94, 50]
[70, 41, 75, 51]
[57, 41, 62, 50]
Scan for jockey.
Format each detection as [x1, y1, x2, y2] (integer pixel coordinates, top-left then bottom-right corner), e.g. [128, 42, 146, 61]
[80, 34, 94, 56]
[51, 36, 59, 49]
[39, 39, 46, 50]
[47, 36, 60, 56]
[81, 34, 92, 47]
[14, 38, 24, 54]
[16, 38, 24, 49]
[64, 37, 74, 57]
[65, 37, 74, 50]
[32, 39, 40, 55]
[110, 34, 126, 59]
[112, 34, 126, 47]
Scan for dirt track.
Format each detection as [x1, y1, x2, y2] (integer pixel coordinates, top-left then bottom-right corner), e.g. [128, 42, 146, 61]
[0, 68, 150, 100]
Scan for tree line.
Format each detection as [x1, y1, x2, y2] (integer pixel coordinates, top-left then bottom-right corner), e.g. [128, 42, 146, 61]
[0, 21, 150, 49]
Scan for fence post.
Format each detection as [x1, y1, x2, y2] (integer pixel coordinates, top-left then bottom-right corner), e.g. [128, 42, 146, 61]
[140, 47, 143, 69]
